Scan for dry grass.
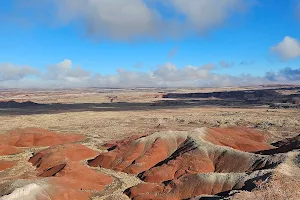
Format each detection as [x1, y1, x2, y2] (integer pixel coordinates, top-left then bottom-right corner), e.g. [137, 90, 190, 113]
[0, 107, 298, 143]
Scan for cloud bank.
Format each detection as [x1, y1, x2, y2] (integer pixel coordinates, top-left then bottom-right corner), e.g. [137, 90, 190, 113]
[9, 0, 253, 40]
[0, 60, 299, 89]
[265, 67, 300, 82]
[0, 64, 39, 81]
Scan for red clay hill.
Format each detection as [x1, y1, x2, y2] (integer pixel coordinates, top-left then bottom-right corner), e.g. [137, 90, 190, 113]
[88, 127, 275, 177]
[88, 126, 299, 200]
[1, 127, 299, 200]
[0, 128, 113, 200]
[0, 128, 86, 172]
[27, 143, 113, 200]
[0, 127, 85, 158]
[0, 160, 16, 171]
[0, 127, 85, 148]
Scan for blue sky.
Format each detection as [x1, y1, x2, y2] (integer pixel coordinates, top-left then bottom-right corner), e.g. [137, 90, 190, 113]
[0, 0, 299, 88]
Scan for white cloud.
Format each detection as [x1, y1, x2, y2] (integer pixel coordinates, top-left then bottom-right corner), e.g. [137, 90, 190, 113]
[0, 63, 40, 81]
[9, 0, 252, 40]
[271, 36, 300, 60]
[2, 59, 298, 89]
[44, 59, 90, 81]
[169, 0, 246, 33]
[153, 63, 214, 82]
[265, 67, 300, 82]
[52, 0, 160, 40]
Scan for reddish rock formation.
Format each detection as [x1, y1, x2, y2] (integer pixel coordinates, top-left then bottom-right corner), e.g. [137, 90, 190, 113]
[47, 187, 91, 200]
[1, 128, 113, 200]
[0, 128, 85, 159]
[103, 133, 150, 150]
[29, 143, 99, 176]
[88, 127, 275, 181]
[126, 170, 273, 200]
[0, 128, 85, 147]
[87, 126, 297, 199]
[0, 160, 16, 171]
[2, 126, 298, 200]
[26, 143, 113, 200]
[50, 162, 113, 193]
[1, 161, 113, 200]
[88, 132, 182, 174]
[0, 144, 23, 156]
[139, 143, 283, 183]
[205, 127, 273, 152]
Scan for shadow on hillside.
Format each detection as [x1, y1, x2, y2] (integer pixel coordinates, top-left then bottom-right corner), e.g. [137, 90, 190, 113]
[0, 87, 299, 116]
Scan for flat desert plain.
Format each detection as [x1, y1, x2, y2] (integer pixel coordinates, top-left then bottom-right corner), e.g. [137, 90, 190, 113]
[0, 85, 299, 200]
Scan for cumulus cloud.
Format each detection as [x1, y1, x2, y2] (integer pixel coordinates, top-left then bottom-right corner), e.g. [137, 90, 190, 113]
[271, 36, 300, 60]
[8, 0, 252, 40]
[45, 59, 90, 81]
[169, 0, 247, 33]
[51, 0, 159, 40]
[153, 63, 214, 81]
[265, 67, 300, 82]
[2, 59, 299, 89]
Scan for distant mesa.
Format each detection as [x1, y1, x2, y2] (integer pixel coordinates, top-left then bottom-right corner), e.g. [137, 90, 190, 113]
[161, 89, 300, 109]
[0, 100, 44, 108]
[162, 90, 280, 99]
